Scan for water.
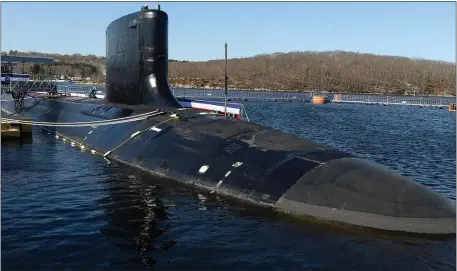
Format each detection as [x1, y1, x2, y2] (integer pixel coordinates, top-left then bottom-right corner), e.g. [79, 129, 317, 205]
[2, 101, 455, 270]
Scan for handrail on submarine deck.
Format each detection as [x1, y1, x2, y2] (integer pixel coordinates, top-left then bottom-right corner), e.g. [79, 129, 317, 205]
[241, 103, 250, 122]
[1, 110, 166, 127]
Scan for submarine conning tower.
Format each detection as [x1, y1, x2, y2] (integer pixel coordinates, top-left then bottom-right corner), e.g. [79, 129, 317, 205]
[105, 4, 182, 108]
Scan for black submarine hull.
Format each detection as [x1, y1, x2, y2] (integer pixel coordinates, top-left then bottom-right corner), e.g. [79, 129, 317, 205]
[3, 5, 454, 235]
[2, 97, 455, 235]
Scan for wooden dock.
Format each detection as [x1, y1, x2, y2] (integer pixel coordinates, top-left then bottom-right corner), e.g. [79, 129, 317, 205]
[1, 113, 32, 140]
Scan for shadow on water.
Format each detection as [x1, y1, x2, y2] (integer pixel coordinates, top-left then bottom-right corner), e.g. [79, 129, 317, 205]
[97, 165, 177, 269]
[1, 136, 33, 146]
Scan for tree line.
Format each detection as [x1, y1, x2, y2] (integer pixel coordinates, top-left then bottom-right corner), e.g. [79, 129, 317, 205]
[2, 50, 455, 96]
[2, 50, 106, 82]
[168, 51, 456, 96]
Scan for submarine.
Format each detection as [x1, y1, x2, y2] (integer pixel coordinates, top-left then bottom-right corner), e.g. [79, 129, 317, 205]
[1, 5, 455, 235]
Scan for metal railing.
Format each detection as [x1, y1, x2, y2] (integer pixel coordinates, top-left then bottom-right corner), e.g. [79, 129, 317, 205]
[332, 94, 456, 107]
[12, 81, 453, 108]
[170, 88, 320, 102]
[1, 74, 60, 94]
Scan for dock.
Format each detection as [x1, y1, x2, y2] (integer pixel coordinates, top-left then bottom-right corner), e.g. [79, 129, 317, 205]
[1, 112, 32, 140]
[332, 94, 455, 108]
[8, 82, 455, 109]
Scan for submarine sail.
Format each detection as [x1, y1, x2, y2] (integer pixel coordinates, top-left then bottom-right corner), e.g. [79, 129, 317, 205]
[105, 4, 182, 107]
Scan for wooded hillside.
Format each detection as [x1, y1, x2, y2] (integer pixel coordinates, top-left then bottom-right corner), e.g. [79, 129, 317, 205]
[2, 50, 455, 96]
[169, 51, 456, 96]
[2, 50, 106, 83]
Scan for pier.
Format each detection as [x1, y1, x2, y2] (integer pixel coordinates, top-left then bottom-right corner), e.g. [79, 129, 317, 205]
[1, 56, 58, 94]
[53, 85, 456, 108]
[1, 111, 32, 140]
[4, 77, 454, 109]
[332, 94, 455, 108]
[55, 86, 321, 102]
[2, 78, 58, 94]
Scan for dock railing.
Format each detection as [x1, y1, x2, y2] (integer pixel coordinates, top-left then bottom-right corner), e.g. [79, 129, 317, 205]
[333, 93, 455, 107]
[42, 83, 457, 108]
[1, 75, 58, 94]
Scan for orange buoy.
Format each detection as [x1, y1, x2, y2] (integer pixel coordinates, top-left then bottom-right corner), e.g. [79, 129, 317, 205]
[312, 96, 328, 104]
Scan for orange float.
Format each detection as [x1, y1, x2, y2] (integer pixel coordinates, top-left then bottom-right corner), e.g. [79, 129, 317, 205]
[312, 96, 328, 104]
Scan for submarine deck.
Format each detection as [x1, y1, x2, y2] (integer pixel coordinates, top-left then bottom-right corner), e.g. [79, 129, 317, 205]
[32, 93, 334, 152]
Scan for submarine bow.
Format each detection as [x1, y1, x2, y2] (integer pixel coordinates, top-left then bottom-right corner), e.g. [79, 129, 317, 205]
[3, 5, 454, 235]
[105, 5, 182, 108]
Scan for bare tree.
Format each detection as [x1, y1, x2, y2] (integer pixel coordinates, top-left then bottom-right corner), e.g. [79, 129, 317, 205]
[168, 51, 455, 95]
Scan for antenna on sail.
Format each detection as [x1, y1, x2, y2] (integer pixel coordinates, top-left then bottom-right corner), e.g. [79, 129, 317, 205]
[224, 42, 228, 119]
[157, 2, 160, 10]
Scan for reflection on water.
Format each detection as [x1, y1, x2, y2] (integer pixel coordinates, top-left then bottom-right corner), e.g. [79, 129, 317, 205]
[99, 171, 175, 268]
[1, 102, 455, 270]
[2, 136, 33, 147]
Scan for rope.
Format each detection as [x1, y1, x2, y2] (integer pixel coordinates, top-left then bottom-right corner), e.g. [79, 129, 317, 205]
[0, 96, 33, 102]
[103, 114, 181, 157]
[2, 109, 159, 124]
[1, 110, 166, 127]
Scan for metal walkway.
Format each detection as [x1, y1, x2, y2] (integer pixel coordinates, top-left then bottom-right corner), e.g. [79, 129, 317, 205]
[29, 84, 457, 108]
[332, 94, 456, 107]
[1, 77, 58, 94]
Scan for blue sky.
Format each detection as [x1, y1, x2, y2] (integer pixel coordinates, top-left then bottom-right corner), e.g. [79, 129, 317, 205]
[1, 2, 455, 62]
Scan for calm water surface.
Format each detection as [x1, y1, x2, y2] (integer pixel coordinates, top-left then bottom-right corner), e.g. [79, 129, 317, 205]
[2, 101, 455, 270]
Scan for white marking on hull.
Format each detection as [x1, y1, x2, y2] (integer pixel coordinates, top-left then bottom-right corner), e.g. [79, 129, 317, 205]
[199, 165, 209, 174]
